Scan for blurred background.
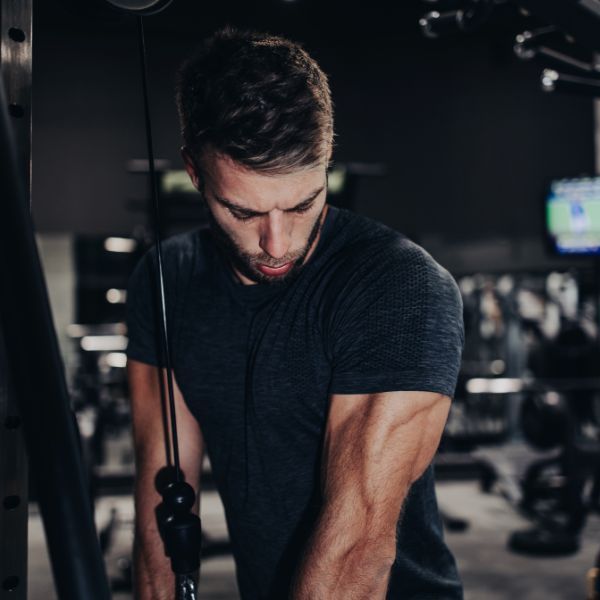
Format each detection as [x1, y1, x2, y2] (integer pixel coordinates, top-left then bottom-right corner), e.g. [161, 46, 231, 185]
[4, 0, 600, 598]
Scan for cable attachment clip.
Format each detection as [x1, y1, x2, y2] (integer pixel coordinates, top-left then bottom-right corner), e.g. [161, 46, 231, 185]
[161, 480, 202, 575]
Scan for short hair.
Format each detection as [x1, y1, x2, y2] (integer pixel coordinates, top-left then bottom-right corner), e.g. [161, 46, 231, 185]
[175, 27, 334, 174]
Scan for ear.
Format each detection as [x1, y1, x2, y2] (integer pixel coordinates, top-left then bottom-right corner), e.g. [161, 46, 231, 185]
[181, 146, 202, 190]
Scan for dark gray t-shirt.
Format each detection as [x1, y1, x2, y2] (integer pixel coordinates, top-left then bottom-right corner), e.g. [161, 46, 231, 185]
[126, 206, 465, 599]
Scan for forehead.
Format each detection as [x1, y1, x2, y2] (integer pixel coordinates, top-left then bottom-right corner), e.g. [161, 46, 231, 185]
[201, 152, 326, 212]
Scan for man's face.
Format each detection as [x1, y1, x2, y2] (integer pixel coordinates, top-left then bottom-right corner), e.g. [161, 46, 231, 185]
[184, 151, 329, 285]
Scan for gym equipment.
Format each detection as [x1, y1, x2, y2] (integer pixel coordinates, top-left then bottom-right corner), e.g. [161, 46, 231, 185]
[0, 41, 112, 600]
[435, 273, 526, 528]
[420, 0, 600, 97]
[520, 391, 568, 450]
[74, 236, 142, 324]
[57, 3, 203, 596]
[0, 3, 31, 597]
[419, 0, 502, 39]
[1, 0, 202, 596]
[511, 302, 600, 555]
[442, 269, 600, 557]
[132, 12, 202, 597]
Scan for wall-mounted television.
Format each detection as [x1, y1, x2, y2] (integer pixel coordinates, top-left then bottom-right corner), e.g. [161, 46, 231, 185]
[546, 177, 600, 255]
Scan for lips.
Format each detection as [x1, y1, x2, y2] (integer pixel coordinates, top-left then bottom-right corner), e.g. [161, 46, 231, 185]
[256, 261, 294, 277]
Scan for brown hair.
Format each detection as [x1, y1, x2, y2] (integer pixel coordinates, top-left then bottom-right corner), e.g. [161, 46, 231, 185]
[175, 27, 334, 174]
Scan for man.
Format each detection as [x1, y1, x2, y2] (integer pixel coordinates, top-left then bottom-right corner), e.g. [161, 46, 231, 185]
[126, 27, 464, 600]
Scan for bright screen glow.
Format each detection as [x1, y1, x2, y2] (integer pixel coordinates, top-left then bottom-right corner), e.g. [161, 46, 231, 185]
[546, 177, 600, 255]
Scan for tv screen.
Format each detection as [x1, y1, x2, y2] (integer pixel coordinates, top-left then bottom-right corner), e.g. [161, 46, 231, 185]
[546, 177, 600, 255]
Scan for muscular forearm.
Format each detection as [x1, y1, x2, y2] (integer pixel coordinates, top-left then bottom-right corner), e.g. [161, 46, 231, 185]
[133, 526, 174, 600]
[128, 362, 203, 599]
[133, 474, 174, 600]
[291, 506, 396, 600]
[292, 391, 450, 598]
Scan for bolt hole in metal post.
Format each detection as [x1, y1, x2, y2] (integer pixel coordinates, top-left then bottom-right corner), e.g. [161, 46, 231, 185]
[8, 28, 26, 42]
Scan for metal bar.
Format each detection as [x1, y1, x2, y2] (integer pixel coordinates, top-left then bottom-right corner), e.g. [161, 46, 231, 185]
[0, 0, 32, 192]
[517, 0, 600, 54]
[0, 1, 32, 597]
[0, 330, 28, 599]
[0, 59, 112, 600]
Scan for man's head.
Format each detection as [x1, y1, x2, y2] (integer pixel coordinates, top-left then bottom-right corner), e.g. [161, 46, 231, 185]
[175, 28, 334, 284]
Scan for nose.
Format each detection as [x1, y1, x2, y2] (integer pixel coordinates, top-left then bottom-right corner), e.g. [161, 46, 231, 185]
[258, 210, 292, 261]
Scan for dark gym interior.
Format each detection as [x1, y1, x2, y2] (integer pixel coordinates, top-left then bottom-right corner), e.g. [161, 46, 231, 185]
[2, 1, 600, 599]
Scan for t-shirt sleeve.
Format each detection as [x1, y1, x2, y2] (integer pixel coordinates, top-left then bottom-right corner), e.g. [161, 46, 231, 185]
[328, 242, 464, 397]
[125, 248, 163, 366]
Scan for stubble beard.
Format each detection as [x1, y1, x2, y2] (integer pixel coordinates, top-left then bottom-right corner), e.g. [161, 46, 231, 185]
[206, 206, 325, 285]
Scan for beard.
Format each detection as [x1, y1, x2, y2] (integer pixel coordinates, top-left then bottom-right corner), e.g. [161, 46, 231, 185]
[206, 206, 325, 285]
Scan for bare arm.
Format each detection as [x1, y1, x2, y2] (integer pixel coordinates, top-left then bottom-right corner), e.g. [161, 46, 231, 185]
[128, 359, 204, 600]
[291, 390, 451, 600]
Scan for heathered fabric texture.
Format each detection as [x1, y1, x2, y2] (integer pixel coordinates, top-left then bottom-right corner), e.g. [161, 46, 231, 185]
[126, 206, 465, 599]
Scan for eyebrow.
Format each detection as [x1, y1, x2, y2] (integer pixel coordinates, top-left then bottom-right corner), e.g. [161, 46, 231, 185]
[212, 185, 326, 217]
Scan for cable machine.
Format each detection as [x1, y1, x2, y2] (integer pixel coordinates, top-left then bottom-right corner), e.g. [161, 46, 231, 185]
[0, 0, 201, 598]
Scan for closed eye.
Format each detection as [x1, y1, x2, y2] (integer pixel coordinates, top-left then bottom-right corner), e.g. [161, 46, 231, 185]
[229, 201, 315, 221]
[215, 184, 324, 222]
[288, 201, 314, 214]
[228, 208, 258, 222]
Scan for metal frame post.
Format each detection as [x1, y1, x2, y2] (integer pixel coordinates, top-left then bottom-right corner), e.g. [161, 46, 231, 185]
[0, 1, 32, 598]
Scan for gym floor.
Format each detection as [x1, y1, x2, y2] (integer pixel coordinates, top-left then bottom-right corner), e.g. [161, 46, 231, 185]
[28, 463, 600, 600]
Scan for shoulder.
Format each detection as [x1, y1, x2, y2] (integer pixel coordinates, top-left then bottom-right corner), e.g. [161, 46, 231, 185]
[386, 237, 461, 311]
[129, 228, 209, 292]
[138, 228, 210, 274]
[320, 211, 463, 342]
[328, 208, 424, 266]
[159, 228, 205, 266]
[329, 210, 459, 303]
